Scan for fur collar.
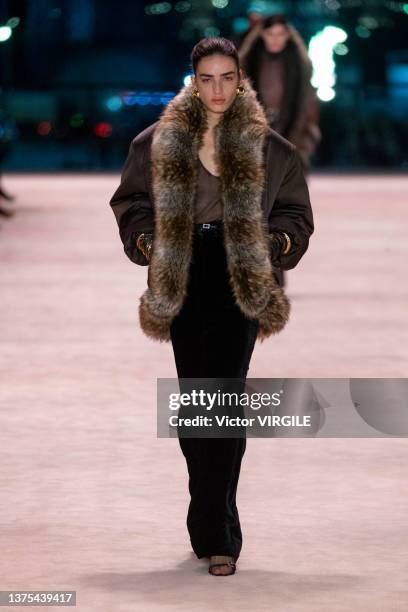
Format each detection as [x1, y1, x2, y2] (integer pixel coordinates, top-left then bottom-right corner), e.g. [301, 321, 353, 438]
[139, 76, 290, 342]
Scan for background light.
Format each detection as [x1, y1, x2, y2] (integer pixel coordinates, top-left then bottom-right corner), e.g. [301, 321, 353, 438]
[0, 26, 12, 42]
[37, 121, 52, 136]
[308, 26, 348, 101]
[105, 96, 123, 111]
[144, 2, 172, 15]
[232, 17, 249, 34]
[121, 91, 175, 106]
[183, 74, 193, 86]
[334, 43, 349, 55]
[317, 86, 335, 102]
[6, 17, 20, 28]
[69, 113, 84, 128]
[355, 25, 371, 38]
[160, 92, 175, 104]
[204, 26, 220, 36]
[246, 1, 275, 16]
[94, 122, 112, 138]
[174, 1, 191, 12]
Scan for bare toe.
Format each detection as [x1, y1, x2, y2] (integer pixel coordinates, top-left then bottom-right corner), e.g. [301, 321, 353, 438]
[208, 555, 236, 576]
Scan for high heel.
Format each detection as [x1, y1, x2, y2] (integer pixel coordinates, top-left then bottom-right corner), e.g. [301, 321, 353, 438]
[208, 556, 236, 576]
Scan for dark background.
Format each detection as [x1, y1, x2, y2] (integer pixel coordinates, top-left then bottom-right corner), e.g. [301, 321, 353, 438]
[0, 0, 407, 170]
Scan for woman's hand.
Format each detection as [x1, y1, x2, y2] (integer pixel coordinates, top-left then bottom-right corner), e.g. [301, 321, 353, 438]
[136, 233, 154, 262]
[269, 231, 292, 265]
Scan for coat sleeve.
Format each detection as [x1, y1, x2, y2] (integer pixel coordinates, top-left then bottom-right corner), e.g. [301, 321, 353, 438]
[109, 136, 155, 266]
[268, 147, 314, 270]
[288, 86, 321, 170]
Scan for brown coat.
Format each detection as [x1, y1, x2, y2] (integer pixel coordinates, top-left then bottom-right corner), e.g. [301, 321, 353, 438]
[238, 23, 321, 169]
[109, 76, 314, 343]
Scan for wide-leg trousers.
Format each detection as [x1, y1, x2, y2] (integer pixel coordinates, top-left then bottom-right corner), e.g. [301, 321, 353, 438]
[169, 221, 259, 560]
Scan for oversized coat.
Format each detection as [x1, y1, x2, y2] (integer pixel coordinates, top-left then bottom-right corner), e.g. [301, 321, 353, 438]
[109, 76, 314, 344]
[238, 23, 321, 169]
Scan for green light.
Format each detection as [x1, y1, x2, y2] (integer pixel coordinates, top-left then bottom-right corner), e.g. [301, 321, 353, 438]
[7, 17, 20, 28]
[145, 2, 172, 15]
[403, 4, 408, 14]
[355, 25, 371, 38]
[70, 113, 84, 128]
[204, 26, 221, 36]
[334, 43, 349, 56]
[175, 1, 190, 12]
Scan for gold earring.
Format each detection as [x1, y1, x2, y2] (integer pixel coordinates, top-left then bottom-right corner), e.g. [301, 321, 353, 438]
[192, 88, 200, 98]
[236, 84, 245, 96]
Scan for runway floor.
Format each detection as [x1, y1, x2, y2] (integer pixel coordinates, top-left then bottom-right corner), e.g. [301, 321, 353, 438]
[0, 174, 407, 611]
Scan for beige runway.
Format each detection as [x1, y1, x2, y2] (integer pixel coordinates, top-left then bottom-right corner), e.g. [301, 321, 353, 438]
[0, 173, 407, 611]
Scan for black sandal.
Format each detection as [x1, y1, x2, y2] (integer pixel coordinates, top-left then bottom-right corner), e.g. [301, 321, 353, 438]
[208, 558, 236, 576]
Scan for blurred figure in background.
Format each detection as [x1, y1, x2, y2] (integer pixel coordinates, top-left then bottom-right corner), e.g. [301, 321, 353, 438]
[238, 14, 321, 173]
[237, 14, 321, 287]
[0, 105, 17, 220]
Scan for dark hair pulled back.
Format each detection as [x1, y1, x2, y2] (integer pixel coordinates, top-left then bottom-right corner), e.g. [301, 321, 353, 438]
[190, 37, 240, 74]
[262, 14, 289, 29]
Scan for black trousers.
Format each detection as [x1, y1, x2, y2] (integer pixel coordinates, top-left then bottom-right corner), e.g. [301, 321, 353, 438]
[169, 221, 259, 560]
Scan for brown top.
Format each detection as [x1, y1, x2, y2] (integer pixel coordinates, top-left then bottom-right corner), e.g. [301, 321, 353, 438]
[109, 122, 314, 271]
[193, 157, 223, 223]
[258, 49, 284, 111]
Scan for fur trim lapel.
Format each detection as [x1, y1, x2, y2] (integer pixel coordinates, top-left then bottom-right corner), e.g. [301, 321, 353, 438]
[139, 76, 290, 342]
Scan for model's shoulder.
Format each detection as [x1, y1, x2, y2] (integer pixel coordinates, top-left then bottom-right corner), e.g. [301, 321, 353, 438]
[132, 121, 159, 148]
[265, 127, 296, 156]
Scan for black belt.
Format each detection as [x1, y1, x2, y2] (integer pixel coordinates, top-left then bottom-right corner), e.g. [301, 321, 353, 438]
[194, 220, 224, 235]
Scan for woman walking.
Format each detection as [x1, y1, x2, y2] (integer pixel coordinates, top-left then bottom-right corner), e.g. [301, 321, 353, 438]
[237, 14, 320, 288]
[238, 14, 321, 173]
[109, 37, 314, 576]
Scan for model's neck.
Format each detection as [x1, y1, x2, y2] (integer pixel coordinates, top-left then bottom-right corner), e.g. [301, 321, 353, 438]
[205, 109, 223, 132]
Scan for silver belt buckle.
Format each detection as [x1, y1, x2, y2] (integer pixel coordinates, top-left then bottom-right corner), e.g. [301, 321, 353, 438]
[202, 223, 211, 229]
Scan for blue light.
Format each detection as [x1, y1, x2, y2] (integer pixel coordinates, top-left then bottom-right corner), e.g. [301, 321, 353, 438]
[150, 93, 164, 105]
[136, 93, 152, 106]
[122, 93, 137, 106]
[232, 17, 249, 34]
[106, 96, 123, 112]
[121, 91, 175, 107]
[160, 92, 176, 104]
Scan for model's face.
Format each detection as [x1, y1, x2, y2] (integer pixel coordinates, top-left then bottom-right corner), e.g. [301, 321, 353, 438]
[192, 54, 242, 116]
[261, 24, 290, 53]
